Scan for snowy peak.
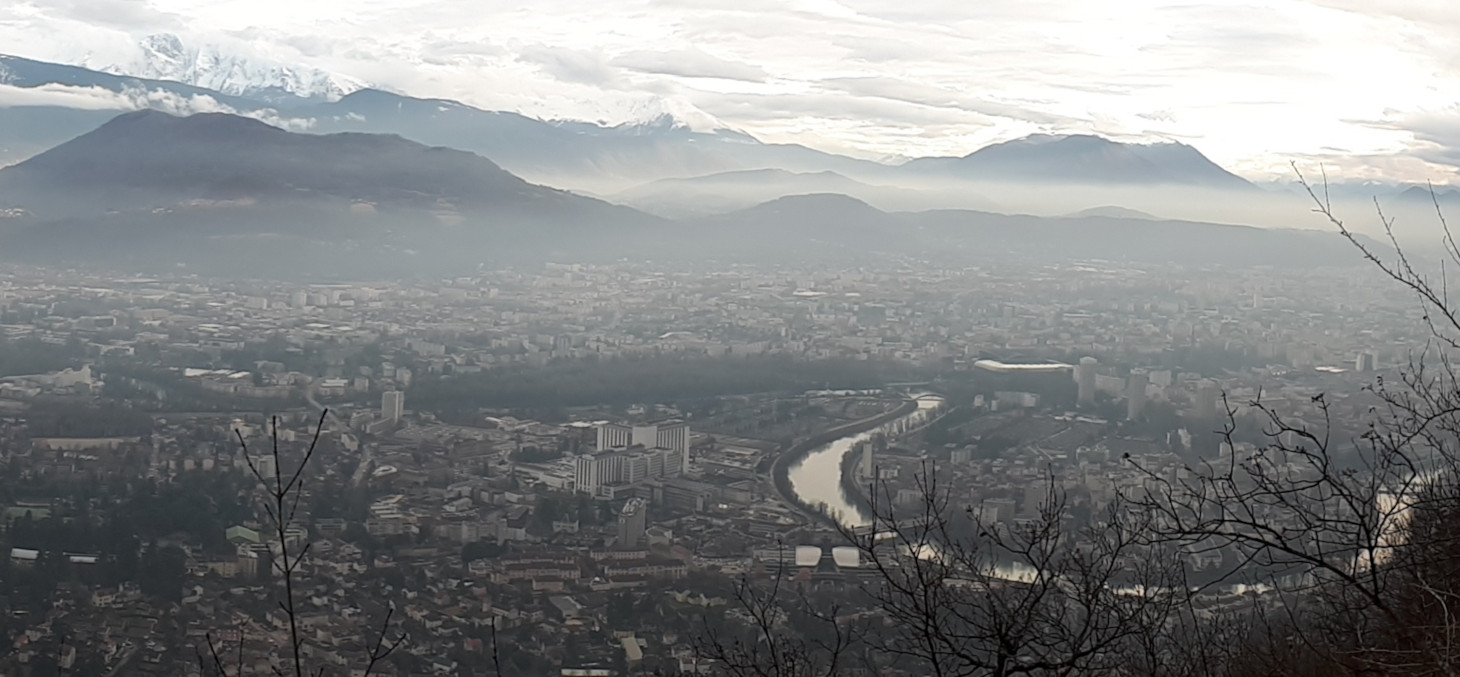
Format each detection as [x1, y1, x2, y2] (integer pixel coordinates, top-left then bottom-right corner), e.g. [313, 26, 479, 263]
[622, 98, 729, 132]
[648, 99, 748, 137]
[88, 33, 367, 104]
[565, 97, 752, 139]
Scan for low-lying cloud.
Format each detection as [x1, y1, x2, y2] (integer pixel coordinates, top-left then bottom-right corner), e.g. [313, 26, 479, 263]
[0, 82, 316, 131]
[0, 82, 131, 110]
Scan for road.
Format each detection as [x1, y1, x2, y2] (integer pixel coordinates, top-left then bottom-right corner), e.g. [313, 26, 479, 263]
[302, 380, 344, 427]
[101, 646, 138, 677]
[303, 380, 372, 488]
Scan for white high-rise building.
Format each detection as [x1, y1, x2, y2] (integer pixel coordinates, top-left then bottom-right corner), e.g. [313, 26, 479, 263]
[381, 390, 404, 424]
[598, 423, 633, 450]
[599, 421, 689, 451]
[574, 447, 685, 496]
[596, 420, 691, 473]
[574, 452, 622, 494]
[1075, 357, 1098, 407]
[654, 421, 690, 452]
[1127, 369, 1149, 421]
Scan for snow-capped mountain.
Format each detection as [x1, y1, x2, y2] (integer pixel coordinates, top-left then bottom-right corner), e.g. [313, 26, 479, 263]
[558, 96, 750, 138]
[84, 34, 366, 104]
[619, 98, 738, 134]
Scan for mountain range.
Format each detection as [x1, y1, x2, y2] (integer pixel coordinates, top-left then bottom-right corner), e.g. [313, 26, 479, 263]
[0, 49, 1262, 197]
[0, 109, 1374, 278]
[0, 48, 1413, 276]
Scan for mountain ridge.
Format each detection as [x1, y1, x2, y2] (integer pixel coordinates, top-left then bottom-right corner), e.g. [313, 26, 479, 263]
[903, 134, 1254, 189]
[612, 168, 945, 217]
[0, 53, 1265, 195]
[0, 110, 664, 276]
[689, 191, 1366, 268]
[0, 110, 1373, 278]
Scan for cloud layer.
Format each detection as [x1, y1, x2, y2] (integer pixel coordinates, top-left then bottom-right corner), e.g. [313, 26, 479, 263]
[3, 0, 1460, 181]
[0, 82, 314, 130]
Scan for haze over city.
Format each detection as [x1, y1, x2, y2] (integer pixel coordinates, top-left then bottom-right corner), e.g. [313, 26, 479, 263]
[2, 1, 1460, 676]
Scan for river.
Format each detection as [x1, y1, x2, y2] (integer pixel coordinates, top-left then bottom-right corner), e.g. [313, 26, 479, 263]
[787, 395, 944, 527]
[787, 396, 1303, 588]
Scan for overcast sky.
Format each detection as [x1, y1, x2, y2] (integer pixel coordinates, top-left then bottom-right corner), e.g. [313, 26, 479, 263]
[3, 0, 1459, 182]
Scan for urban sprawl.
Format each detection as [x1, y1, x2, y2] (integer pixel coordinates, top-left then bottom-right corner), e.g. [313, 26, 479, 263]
[0, 257, 1416, 675]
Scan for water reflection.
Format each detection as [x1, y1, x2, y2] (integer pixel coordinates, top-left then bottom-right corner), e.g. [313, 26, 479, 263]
[787, 395, 943, 527]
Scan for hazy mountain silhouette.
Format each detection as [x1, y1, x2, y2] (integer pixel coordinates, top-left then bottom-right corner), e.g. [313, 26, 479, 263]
[0, 111, 1372, 277]
[612, 169, 944, 217]
[1, 110, 555, 212]
[1395, 185, 1460, 205]
[726, 193, 888, 230]
[903, 134, 1255, 189]
[1067, 206, 1158, 220]
[0, 110, 661, 275]
[300, 89, 884, 190]
[0, 52, 889, 190]
[0, 53, 1272, 204]
[687, 193, 1367, 267]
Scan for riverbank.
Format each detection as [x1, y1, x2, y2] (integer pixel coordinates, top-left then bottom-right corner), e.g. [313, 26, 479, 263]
[838, 403, 960, 521]
[838, 442, 874, 520]
[771, 397, 919, 528]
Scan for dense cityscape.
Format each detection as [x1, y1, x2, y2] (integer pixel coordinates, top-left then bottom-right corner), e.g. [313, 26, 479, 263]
[0, 255, 1416, 675]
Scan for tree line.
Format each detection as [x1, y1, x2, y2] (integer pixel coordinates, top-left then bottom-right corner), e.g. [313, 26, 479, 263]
[413, 354, 930, 410]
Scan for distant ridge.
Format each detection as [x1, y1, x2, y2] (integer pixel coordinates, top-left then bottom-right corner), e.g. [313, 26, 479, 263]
[0, 110, 1380, 277]
[1395, 185, 1460, 204]
[734, 192, 885, 220]
[1068, 206, 1158, 220]
[684, 193, 1372, 269]
[904, 134, 1254, 189]
[0, 53, 882, 188]
[612, 169, 942, 217]
[0, 110, 549, 213]
[0, 110, 661, 275]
